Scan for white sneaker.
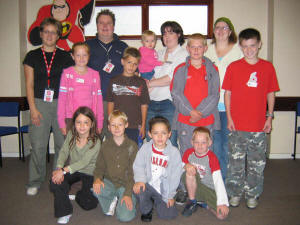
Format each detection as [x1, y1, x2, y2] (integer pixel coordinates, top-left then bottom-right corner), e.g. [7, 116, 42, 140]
[247, 198, 258, 209]
[229, 196, 241, 207]
[57, 214, 72, 224]
[105, 196, 118, 216]
[68, 195, 75, 200]
[26, 187, 38, 196]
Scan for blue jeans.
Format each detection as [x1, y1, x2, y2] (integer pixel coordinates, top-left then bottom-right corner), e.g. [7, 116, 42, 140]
[140, 70, 154, 80]
[146, 99, 178, 147]
[212, 111, 229, 181]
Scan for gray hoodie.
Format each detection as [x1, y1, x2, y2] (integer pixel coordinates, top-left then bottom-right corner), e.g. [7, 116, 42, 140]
[171, 56, 220, 131]
[133, 140, 183, 203]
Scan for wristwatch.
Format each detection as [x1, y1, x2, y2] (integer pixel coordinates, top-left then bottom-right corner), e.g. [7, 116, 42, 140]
[61, 168, 67, 175]
[266, 112, 274, 118]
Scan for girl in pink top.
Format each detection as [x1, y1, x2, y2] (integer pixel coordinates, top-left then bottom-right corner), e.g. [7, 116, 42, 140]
[138, 30, 164, 80]
[57, 42, 103, 135]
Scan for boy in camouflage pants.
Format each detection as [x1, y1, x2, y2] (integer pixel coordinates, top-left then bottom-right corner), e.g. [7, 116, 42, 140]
[222, 28, 279, 209]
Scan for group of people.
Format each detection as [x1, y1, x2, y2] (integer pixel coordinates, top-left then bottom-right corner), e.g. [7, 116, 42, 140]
[23, 8, 279, 224]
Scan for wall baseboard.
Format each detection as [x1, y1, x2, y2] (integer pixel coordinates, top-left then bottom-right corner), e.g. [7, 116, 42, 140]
[268, 153, 299, 159]
[2, 151, 299, 159]
[2, 148, 55, 158]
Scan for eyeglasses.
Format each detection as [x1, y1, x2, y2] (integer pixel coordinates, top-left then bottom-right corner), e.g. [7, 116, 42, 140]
[43, 30, 58, 36]
[214, 26, 230, 31]
[53, 4, 66, 9]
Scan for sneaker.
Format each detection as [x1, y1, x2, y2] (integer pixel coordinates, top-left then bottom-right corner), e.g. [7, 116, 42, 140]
[182, 200, 198, 217]
[175, 190, 187, 205]
[197, 201, 208, 209]
[26, 187, 38, 196]
[57, 214, 72, 224]
[247, 198, 258, 209]
[68, 195, 75, 201]
[229, 196, 241, 207]
[105, 196, 118, 216]
[141, 209, 152, 222]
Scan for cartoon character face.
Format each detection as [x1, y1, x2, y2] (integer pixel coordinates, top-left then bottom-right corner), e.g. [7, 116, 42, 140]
[51, 0, 70, 22]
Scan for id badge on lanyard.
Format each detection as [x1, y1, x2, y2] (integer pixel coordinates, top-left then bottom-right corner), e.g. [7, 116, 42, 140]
[103, 59, 115, 73]
[99, 42, 115, 74]
[42, 48, 56, 102]
[44, 89, 54, 102]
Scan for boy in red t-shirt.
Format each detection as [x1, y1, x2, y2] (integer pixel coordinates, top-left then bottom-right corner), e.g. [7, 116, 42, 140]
[171, 33, 220, 156]
[222, 28, 279, 209]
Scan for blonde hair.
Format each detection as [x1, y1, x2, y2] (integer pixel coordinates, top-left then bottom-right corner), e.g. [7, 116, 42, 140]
[122, 47, 141, 62]
[141, 30, 157, 41]
[187, 33, 207, 46]
[71, 42, 90, 56]
[108, 110, 128, 124]
[192, 126, 211, 140]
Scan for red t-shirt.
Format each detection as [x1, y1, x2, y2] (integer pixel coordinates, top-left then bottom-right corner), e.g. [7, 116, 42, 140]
[222, 58, 279, 132]
[176, 62, 214, 126]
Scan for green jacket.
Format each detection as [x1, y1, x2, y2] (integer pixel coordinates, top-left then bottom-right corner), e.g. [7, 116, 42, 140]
[94, 136, 138, 197]
[56, 132, 101, 175]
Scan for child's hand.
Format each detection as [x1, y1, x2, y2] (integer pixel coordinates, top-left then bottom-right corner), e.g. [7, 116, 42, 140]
[167, 199, 175, 208]
[190, 110, 202, 123]
[60, 128, 67, 136]
[263, 117, 272, 133]
[121, 195, 133, 210]
[93, 179, 104, 195]
[133, 182, 145, 194]
[227, 118, 236, 131]
[52, 168, 64, 184]
[139, 126, 146, 139]
[216, 205, 229, 219]
[185, 163, 197, 176]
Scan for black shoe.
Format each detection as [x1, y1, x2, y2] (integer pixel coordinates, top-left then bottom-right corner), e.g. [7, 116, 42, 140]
[182, 200, 198, 217]
[141, 209, 152, 222]
[175, 190, 187, 205]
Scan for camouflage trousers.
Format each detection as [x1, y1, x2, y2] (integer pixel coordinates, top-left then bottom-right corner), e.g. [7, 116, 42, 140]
[226, 131, 267, 199]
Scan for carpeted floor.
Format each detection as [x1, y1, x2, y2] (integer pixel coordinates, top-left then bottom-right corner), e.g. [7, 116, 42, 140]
[0, 157, 299, 225]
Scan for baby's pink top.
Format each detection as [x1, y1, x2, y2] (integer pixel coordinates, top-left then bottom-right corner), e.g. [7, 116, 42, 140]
[57, 66, 103, 129]
[138, 46, 162, 73]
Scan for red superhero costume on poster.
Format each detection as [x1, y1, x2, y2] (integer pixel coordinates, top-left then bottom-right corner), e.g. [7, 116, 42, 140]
[28, 0, 94, 51]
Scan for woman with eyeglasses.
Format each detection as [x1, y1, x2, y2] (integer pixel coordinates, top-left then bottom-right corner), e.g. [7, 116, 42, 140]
[205, 17, 243, 182]
[23, 17, 73, 196]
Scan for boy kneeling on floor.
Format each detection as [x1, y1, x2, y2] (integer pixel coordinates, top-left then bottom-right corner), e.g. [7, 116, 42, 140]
[182, 127, 229, 219]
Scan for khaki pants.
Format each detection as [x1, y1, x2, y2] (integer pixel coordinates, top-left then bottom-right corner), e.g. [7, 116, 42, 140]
[27, 98, 64, 188]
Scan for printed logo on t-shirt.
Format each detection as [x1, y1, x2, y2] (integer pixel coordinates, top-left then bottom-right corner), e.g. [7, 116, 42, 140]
[247, 72, 258, 87]
[193, 163, 206, 178]
[112, 84, 142, 96]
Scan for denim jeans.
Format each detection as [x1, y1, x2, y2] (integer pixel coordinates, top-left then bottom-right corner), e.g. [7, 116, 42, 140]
[140, 70, 155, 80]
[93, 178, 136, 222]
[212, 111, 229, 181]
[146, 99, 178, 147]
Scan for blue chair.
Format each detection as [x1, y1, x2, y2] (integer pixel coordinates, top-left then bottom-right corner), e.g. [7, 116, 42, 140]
[0, 102, 21, 167]
[292, 102, 300, 160]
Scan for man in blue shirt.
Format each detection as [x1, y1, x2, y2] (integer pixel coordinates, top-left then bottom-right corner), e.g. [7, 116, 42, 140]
[86, 9, 128, 139]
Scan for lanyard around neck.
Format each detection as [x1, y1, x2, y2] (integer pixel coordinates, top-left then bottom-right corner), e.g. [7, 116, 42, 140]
[42, 47, 56, 88]
[98, 40, 112, 58]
